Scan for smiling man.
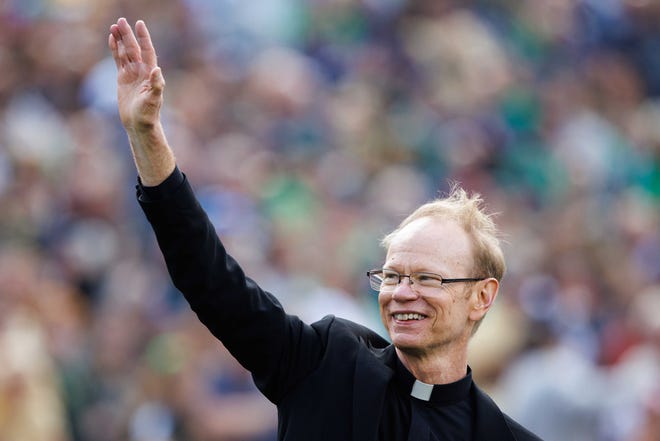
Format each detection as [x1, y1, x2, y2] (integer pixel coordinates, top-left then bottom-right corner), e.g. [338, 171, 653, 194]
[109, 17, 542, 441]
[374, 204, 502, 385]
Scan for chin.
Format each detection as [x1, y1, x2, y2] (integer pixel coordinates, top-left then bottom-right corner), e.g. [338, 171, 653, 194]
[393, 342, 428, 359]
[390, 334, 425, 354]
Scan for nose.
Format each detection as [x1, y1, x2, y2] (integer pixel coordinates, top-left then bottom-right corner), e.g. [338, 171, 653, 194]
[391, 277, 419, 301]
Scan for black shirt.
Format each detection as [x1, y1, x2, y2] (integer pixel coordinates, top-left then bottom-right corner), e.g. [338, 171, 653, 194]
[380, 358, 474, 441]
[140, 168, 475, 441]
[137, 167, 186, 201]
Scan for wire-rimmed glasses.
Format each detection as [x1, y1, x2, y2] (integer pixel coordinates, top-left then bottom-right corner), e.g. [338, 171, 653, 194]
[366, 268, 485, 292]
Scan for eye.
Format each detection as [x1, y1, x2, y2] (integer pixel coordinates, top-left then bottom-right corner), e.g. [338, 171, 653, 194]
[414, 272, 443, 287]
[381, 270, 400, 284]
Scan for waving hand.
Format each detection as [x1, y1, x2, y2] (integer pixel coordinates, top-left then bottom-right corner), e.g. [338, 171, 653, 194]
[109, 18, 174, 185]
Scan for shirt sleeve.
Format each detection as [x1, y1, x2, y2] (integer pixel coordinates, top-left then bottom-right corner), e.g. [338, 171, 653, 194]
[137, 171, 325, 404]
[136, 166, 185, 202]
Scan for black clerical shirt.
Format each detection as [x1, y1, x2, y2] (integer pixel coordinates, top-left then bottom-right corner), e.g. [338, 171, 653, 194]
[138, 167, 518, 441]
[379, 358, 473, 441]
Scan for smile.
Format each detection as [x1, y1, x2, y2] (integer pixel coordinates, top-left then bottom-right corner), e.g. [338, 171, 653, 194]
[393, 313, 426, 321]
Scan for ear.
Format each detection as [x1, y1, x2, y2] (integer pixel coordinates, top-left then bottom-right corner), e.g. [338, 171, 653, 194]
[469, 278, 499, 322]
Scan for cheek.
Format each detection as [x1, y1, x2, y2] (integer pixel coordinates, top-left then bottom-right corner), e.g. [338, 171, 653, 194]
[378, 292, 389, 308]
[434, 295, 471, 324]
[426, 295, 456, 319]
[378, 293, 392, 323]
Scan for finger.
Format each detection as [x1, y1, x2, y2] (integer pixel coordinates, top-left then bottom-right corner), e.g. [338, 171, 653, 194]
[109, 24, 122, 48]
[135, 20, 158, 68]
[109, 24, 123, 63]
[116, 17, 142, 63]
[116, 37, 129, 68]
[150, 67, 165, 96]
[108, 32, 121, 70]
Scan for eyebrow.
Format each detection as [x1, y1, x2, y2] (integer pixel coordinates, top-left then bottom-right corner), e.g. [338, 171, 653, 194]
[382, 267, 448, 277]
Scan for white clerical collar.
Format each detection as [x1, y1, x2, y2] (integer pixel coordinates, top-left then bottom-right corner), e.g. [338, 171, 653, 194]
[395, 358, 473, 404]
[410, 379, 434, 401]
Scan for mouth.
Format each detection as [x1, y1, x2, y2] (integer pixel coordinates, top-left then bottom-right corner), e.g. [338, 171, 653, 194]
[392, 313, 427, 321]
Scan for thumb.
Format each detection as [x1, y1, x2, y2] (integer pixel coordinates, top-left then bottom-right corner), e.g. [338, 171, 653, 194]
[149, 66, 165, 96]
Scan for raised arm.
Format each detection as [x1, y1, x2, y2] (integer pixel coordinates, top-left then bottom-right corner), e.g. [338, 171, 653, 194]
[109, 18, 175, 185]
[108, 18, 331, 404]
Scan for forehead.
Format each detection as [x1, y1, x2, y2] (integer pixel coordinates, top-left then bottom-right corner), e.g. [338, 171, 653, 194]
[385, 217, 473, 271]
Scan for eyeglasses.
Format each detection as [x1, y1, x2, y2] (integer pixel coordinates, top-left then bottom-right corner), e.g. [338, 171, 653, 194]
[366, 268, 485, 292]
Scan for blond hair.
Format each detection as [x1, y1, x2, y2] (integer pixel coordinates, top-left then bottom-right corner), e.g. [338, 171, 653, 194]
[381, 185, 506, 282]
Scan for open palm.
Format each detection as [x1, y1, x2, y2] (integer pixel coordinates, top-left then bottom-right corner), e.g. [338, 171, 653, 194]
[108, 18, 164, 130]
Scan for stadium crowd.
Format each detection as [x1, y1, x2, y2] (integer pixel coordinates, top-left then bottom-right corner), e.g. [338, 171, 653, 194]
[0, 0, 658, 440]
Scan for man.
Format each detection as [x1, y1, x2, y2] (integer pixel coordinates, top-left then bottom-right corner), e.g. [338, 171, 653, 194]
[109, 17, 542, 440]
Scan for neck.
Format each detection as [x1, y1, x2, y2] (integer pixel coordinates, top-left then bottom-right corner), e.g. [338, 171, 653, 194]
[395, 345, 469, 385]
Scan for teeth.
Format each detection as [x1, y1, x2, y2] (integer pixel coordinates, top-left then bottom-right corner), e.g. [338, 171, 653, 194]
[394, 313, 424, 321]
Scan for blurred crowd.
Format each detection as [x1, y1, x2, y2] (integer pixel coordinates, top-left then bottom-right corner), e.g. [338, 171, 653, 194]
[0, 0, 658, 440]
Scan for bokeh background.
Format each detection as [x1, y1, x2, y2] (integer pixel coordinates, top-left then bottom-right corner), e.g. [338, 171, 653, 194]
[0, 0, 658, 440]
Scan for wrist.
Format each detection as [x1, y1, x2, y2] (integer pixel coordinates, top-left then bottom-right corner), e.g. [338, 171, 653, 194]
[125, 119, 163, 143]
[124, 122, 176, 186]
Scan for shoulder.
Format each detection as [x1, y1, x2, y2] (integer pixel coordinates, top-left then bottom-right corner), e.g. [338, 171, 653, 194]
[471, 383, 544, 441]
[311, 315, 390, 349]
[503, 414, 544, 441]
